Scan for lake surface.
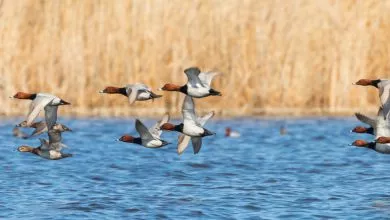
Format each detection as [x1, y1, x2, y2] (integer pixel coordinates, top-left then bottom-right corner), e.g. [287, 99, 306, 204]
[1, 117, 390, 219]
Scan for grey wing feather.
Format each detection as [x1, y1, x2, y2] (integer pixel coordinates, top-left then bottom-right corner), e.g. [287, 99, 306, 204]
[44, 105, 58, 130]
[198, 72, 220, 87]
[126, 84, 150, 104]
[182, 96, 197, 124]
[177, 134, 191, 155]
[191, 137, 202, 154]
[26, 96, 54, 126]
[135, 119, 155, 142]
[184, 67, 203, 87]
[149, 114, 170, 138]
[355, 113, 376, 127]
[197, 111, 215, 126]
[177, 112, 214, 155]
[30, 122, 48, 136]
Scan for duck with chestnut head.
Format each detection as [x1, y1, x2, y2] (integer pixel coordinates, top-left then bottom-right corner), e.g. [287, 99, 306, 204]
[160, 96, 215, 154]
[353, 79, 390, 119]
[160, 67, 221, 98]
[10, 92, 70, 129]
[118, 115, 170, 148]
[17, 125, 72, 160]
[99, 83, 162, 105]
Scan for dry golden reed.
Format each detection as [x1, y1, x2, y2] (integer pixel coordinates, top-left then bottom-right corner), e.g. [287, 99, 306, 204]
[1, 0, 390, 117]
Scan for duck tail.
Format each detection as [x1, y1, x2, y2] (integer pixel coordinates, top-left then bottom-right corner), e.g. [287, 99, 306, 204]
[203, 128, 216, 137]
[209, 88, 222, 96]
[150, 91, 163, 100]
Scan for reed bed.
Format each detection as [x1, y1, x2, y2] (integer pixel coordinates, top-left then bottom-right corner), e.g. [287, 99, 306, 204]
[1, 0, 390, 117]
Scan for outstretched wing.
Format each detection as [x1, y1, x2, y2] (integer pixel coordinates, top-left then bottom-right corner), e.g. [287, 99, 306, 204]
[26, 95, 55, 126]
[182, 96, 197, 125]
[380, 84, 390, 119]
[126, 84, 150, 104]
[177, 134, 191, 155]
[191, 137, 202, 154]
[47, 129, 64, 151]
[354, 113, 376, 127]
[30, 121, 48, 136]
[149, 114, 170, 138]
[198, 71, 220, 87]
[135, 119, 155, 142]
[177, 111, 214, 155]
[184, 67, 203, 87]
[44, 105, 58, 130]
[197, 111, 215, 126]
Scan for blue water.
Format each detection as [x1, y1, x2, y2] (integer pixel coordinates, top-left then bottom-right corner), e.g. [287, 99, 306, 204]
[1, 117, 390, 219]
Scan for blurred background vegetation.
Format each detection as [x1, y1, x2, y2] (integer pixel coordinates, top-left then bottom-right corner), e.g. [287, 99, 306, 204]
[1, 0, 390, 117]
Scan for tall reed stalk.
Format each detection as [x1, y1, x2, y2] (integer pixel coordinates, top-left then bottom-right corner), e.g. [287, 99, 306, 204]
[1, 0, 389, 117]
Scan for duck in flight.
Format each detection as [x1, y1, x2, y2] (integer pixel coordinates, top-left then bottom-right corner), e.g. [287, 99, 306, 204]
[118, 115, 170, 148]
[11, 92, 70, 129]
[160, 67, 221, 98]
[100, 83, 162, 105]
[160, 96, 215, 154]
[17, 124, 72, 160]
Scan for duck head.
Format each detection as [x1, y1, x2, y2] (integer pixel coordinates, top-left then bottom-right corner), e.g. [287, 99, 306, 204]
[351, 126, 372, 134]
[376, 137, 390, 144]
[225, 127, 231, 137]
[17, 146, 34, 152]
[53, 124, 72, 132]
[11, 92, 36, 100]
[160, 84, 181, 91]
[353, 79, 381, 88]
[118, 135, 135, 143]
[160, 123, 177, 131]
[351, 140, 371, 147]
[17, 121, 28, 127]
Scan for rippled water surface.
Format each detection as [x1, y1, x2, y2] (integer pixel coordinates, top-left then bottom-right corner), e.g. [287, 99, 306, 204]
[1, 117, 390, 219]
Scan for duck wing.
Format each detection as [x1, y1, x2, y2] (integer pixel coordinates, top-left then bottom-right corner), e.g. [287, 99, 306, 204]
[30, 121, 48, 136]
[355, 113, 376, 127]
[26, 94, 55, 126]
[184, 67, 204, 87]
[44, 105, 58, 130]
[47, 129, 64, 151]
[191, 137, 202, 154]
[379, 83, 390, 119]
[177, 111, 214, 155]
[135, 119, 156, 143]
[182, 95, 198, 125]
[149, 114, 170, 138]
[126, 84, 150, 105]
[198, 71, 220, 87]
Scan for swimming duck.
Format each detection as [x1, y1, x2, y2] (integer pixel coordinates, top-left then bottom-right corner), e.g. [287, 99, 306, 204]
[354, 79, 390, 119]
[161, 96, 215, 154]
[160, 67, 221, 98]
[99, 83, 162, 105]
[17, 124, 72, 160]
[177, 111, 214, 155]
[118, 115, 170, 148]
[10, 92, 70, 129]
[225, 127, 241, 138]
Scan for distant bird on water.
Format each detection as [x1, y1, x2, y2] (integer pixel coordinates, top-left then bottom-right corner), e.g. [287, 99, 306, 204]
[225, 127, 241, 138]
